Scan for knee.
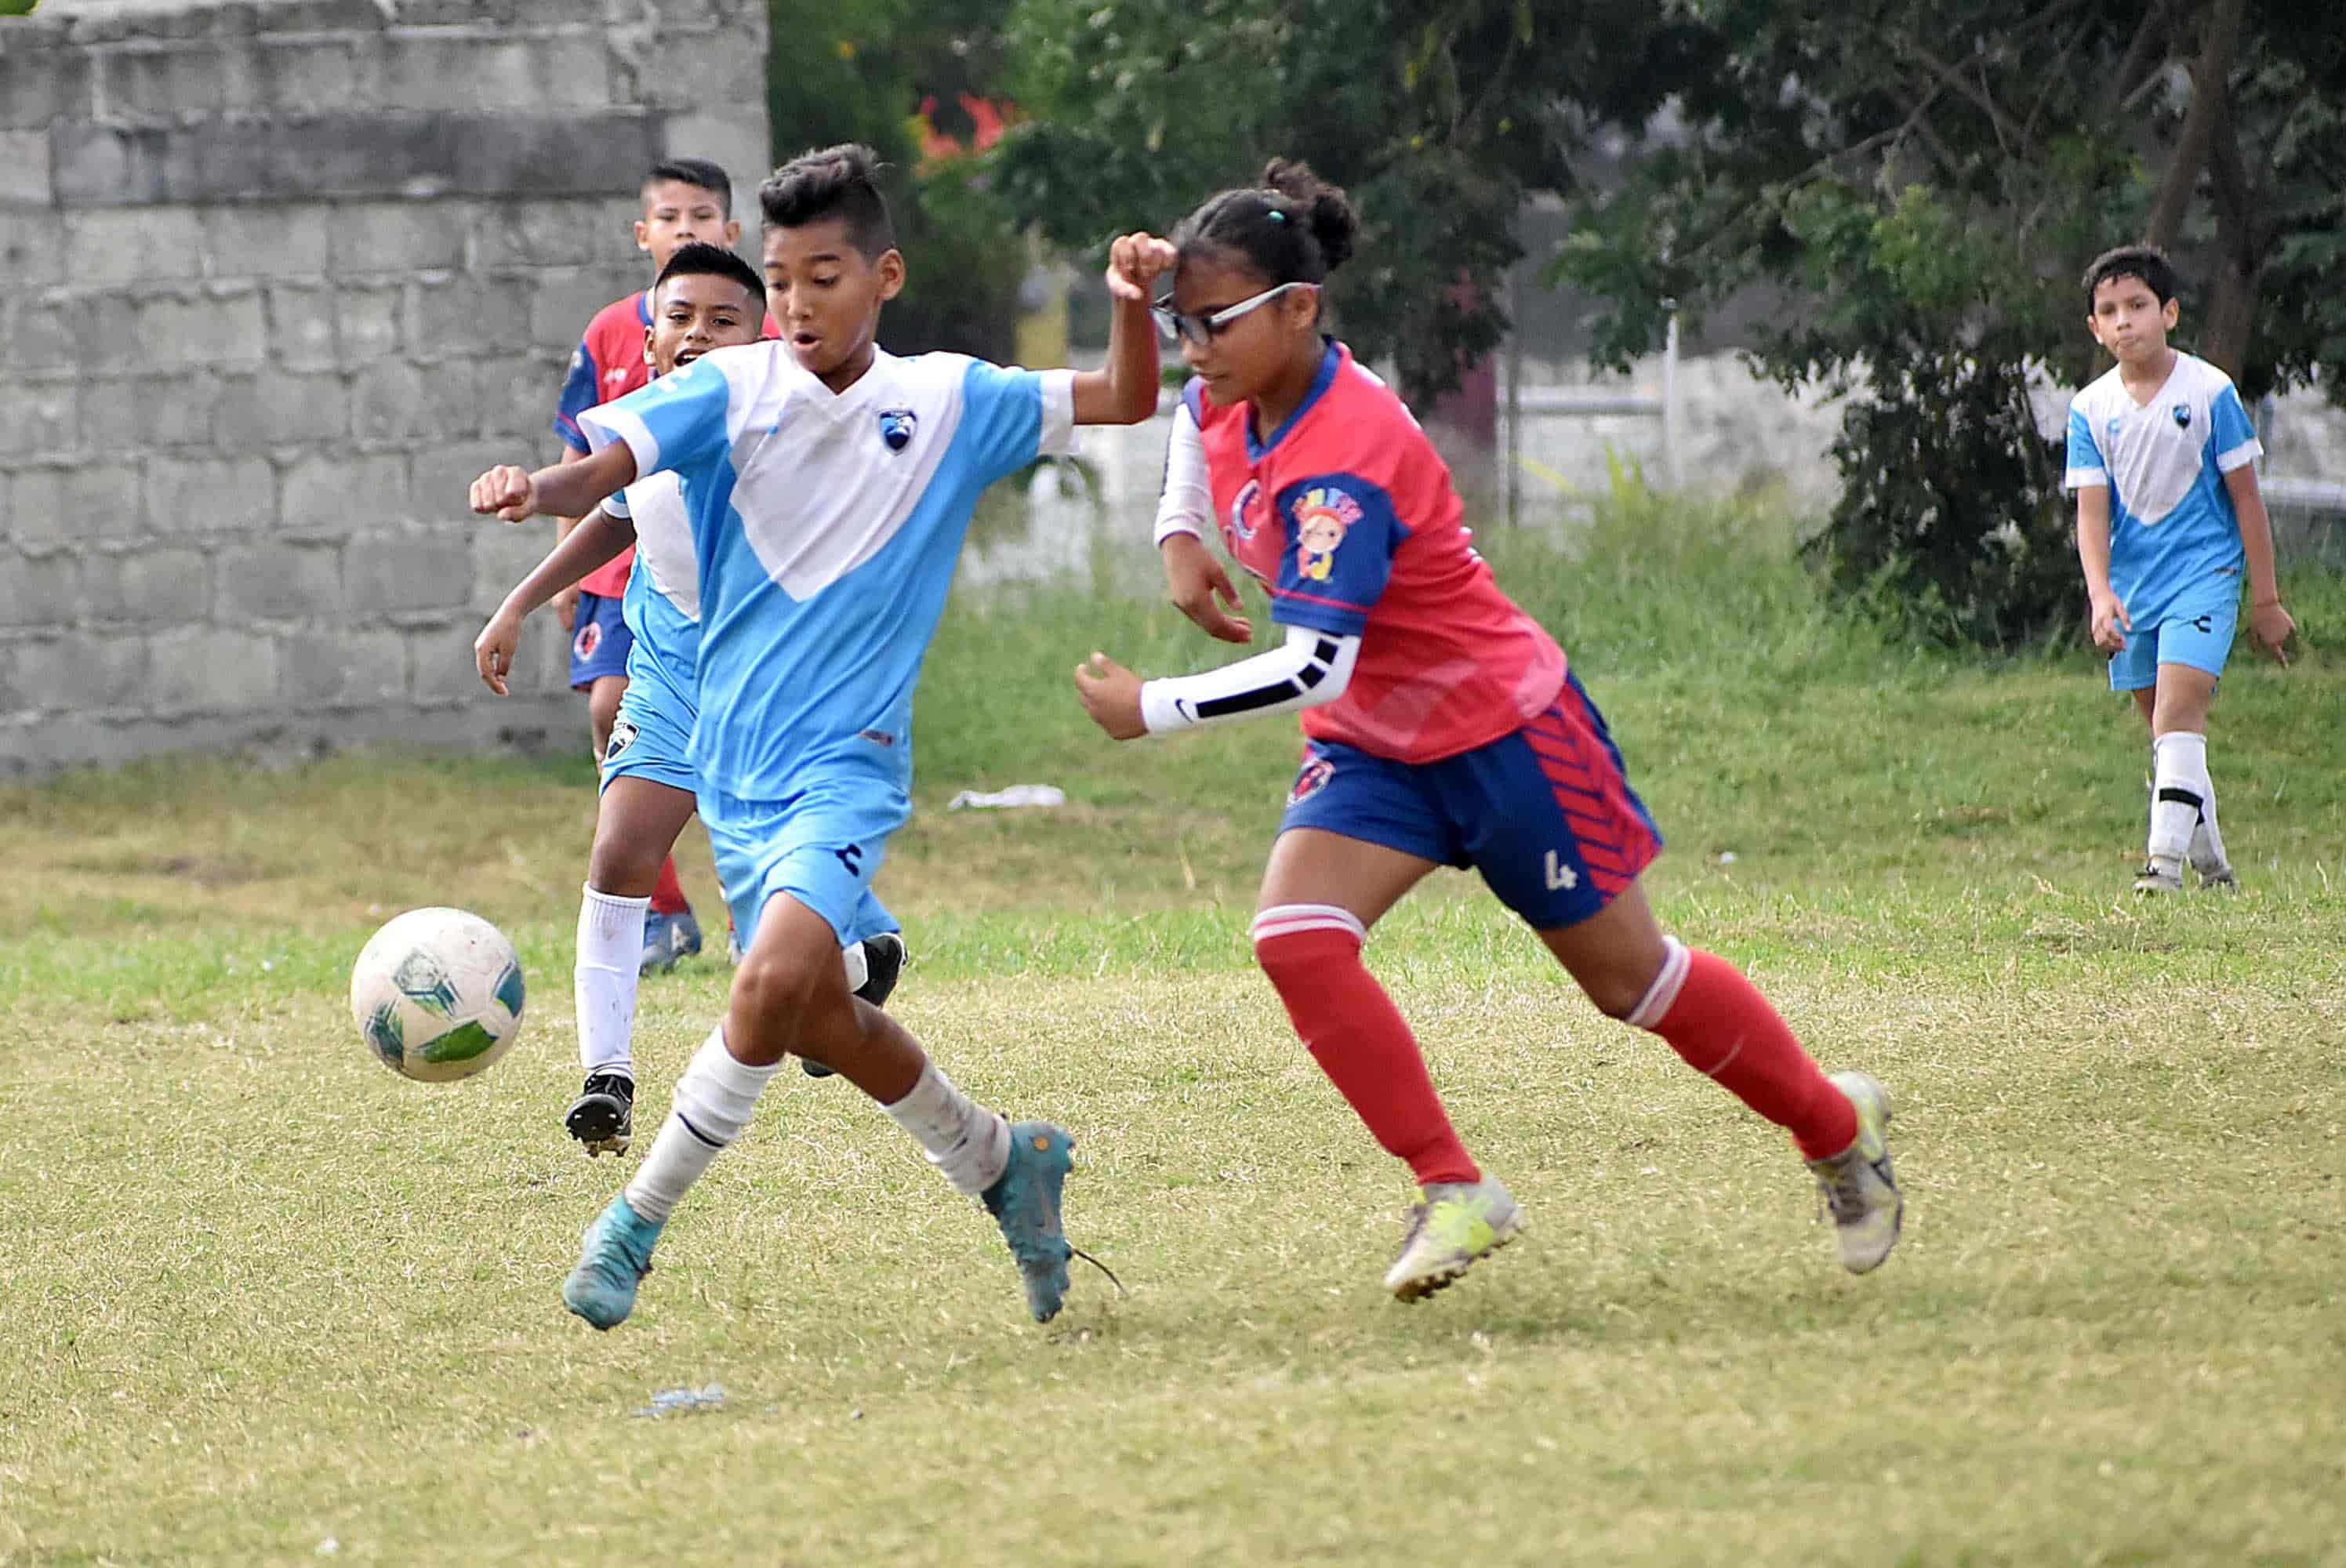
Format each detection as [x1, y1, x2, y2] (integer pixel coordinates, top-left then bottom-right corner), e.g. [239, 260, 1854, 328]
[732, 945, 844, 1031]
[1581, 943, 1677, 1023]
[586, 833, 662, 895]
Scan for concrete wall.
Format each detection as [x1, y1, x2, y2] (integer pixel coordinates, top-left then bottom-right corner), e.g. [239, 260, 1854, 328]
[0, 0, 771, 772]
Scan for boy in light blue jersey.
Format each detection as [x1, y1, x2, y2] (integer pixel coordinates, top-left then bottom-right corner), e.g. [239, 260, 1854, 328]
[471, 144, 1171, 1328]
[2065, 245, 2294, 895]
[474, 244, 905, 1163]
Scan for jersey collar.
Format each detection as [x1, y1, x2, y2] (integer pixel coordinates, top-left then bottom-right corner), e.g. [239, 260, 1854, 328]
[1246, 338, 1344, 464]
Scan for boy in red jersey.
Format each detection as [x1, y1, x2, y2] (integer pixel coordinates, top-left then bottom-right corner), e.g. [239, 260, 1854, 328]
[1076, 161, 1904, 1301]
[551, 157, 775, 972]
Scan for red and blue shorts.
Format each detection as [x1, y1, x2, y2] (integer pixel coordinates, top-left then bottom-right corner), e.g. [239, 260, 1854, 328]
[568, 590, 634, 691]
[1278, 670, 1661, 930]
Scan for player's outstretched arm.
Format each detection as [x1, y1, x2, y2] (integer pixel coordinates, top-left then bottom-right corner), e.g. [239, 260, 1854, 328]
[1074, 626, 1359, 741]
[2225, 464, 2294, 664]
[1071, 233, 1173, 426]
[469, 441, 639, 524]
[473, 506, 640, 695]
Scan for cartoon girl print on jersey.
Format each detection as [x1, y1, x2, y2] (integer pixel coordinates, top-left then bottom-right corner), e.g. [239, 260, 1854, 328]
[1293, 485, 1361, 581]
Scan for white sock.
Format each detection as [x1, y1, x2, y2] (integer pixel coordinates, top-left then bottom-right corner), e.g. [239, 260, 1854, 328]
[576, 884, 649, 1077]
[623, 1028, 783, 1223]
[841, 938, 870, 996]
[882, 1062, 1010, 1197]
[2148, 731, 2211, 865]
[2189, 779, 2231, 872]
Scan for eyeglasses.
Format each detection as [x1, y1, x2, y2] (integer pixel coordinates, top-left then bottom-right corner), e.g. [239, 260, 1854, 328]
[1150, 281, 1317, 347]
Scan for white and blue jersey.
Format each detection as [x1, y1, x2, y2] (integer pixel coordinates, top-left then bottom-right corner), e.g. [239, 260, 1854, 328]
[2064, 352, 2261, 622]
[579, 342, 1076, 942]
[597, 470, 701, 797]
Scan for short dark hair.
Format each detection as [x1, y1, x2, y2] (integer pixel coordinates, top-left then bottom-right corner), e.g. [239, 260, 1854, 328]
[758, 143, 896, 258]
[1172, 157, 1360, 286]
[2083, 244, 2177, 309]
[653, 241, 764, 309]
[644, 157, 734, 218]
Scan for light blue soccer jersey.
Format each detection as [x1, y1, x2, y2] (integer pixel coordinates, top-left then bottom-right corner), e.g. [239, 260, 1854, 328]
[2064, 352, 2261, 619]
[579, 343, 1077, 801]
[605, 469, 701, 696]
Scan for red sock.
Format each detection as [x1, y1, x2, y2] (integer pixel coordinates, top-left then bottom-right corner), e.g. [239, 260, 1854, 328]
[648, 855, 691, 916]
[1629, 940, 1856, 1160]
[1253, 906, 1480, 1188]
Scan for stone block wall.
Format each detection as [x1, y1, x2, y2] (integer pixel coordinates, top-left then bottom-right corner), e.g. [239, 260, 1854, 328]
[0, 0, 771, 771]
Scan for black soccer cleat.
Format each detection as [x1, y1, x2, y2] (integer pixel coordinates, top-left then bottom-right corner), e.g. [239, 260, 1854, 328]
[565, 1071, 636, 1157]
[801, 932, 909, 1078]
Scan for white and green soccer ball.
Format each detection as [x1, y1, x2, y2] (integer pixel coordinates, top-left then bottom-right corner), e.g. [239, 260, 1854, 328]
[349, 907, 525, 1083]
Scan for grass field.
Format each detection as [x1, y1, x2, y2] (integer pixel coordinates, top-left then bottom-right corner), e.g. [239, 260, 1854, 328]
[4, 503, 2343, 1566]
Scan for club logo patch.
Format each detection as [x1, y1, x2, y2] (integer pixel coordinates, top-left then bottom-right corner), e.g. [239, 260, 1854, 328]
[2170, 401, 2192, 429]
[878, 408, 917, 451]
[1229, 478, 1264, 543]
[1289, 755, 1335, 805]
[603, 717, 638, 764]
[573, 619, 601, 661]
[1291, 485, 1363, 583]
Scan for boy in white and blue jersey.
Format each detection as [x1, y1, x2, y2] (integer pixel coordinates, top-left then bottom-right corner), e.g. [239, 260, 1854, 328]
[474, 245, 905, 1164]
[471, 144, 1171, 1329]
[2065, 245, 2294, 895]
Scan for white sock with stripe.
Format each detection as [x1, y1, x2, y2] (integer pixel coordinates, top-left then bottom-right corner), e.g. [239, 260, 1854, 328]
[2149, 731, 2211, 866]
[623, 1028, 783, 1223]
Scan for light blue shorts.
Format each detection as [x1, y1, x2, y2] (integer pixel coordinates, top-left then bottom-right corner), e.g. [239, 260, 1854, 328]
[598, 632, 698, 796]
[700, 763, 908, 951]
[2108, 579, 2239, 691]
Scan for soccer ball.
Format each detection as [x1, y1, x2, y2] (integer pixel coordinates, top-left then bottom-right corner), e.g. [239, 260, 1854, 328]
[350, 907, 526, 1083]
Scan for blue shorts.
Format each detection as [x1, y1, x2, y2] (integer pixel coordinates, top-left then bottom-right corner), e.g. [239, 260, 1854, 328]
[598, 634, 697, 796]
[701, 760, 909, 951]
[568, 591, 632, 690]
[2108, 579, 2239, 691]
[1280, 670, 1663, 930]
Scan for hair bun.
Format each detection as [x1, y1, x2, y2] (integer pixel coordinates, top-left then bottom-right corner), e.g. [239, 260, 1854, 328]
[1258, 157, 1358, 274]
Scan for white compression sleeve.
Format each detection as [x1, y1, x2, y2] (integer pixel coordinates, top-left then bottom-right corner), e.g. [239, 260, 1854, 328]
[1152, 401, 1212, 546]
[1138, 623, 1360, 735]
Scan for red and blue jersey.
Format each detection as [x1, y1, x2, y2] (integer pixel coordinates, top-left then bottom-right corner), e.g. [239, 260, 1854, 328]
[1190, 340, 1566, 763]
[555, 289, 783, 598]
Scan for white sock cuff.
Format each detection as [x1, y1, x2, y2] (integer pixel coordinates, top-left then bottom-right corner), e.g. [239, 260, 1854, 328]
[841, 938, 870, 995]
[1251, 903, 1367, 946]
[579, 884, 652, 945]
[2153, 729, 2210, 780]
[1625, 936, 1692, 1030]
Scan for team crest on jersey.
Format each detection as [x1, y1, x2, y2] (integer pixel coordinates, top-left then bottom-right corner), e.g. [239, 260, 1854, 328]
[1289, 755, 1335, 805]
[2170, 401, 2192, 429]
[878, 408, 917, 451]
[1291, 485, 1363, 583]
[1229, 478, 1265, 542]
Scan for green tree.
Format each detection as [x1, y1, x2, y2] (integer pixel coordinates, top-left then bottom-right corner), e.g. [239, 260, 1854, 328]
[1551, 0, 2346, 645]
[990, 0, 1675, 403]
[767, 0, 1029, 361]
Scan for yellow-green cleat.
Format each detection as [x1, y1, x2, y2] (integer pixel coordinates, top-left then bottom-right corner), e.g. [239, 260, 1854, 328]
[1383, 1176, 1523, 1302]
[1808, 1070, 1902, 1274]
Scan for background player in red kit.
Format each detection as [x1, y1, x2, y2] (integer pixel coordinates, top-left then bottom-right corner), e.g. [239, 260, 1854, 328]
[1075, 160, 1905, 1301]
[550, 157, 779, 971]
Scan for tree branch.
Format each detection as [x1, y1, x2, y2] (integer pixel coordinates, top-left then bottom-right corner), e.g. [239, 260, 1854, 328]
[2144, 0, 2247, 248]
[1898, 37, 2024, 154]
[2106, 0, 2174, 112]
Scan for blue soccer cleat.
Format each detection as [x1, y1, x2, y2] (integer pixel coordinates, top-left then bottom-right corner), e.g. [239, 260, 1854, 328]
[561, 1192, 665, 1330]
[640, 909, 703, 975]
[981, 1120, 1075, 1322]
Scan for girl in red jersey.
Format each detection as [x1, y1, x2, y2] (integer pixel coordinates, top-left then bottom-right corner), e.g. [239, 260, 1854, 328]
[1075, 161, 1903, 1301]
